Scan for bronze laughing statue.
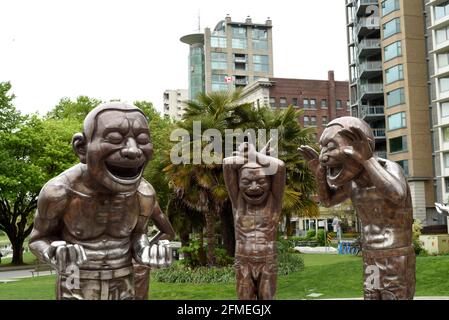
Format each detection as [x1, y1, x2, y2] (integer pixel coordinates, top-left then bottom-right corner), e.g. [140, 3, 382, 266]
[29, 102, 175, 300]
[223, 142, 286, 300]
[299, 117, 415, 300]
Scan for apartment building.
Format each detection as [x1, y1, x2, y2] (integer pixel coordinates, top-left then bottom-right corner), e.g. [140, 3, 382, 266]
[163, 89, 188, 121]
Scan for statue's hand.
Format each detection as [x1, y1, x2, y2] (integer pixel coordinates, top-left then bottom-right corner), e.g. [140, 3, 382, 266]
[298, 145, 322, 174]
[339, 126, 373, 163]
[44, 241, 87, 274]
[139, 240, 172, 269]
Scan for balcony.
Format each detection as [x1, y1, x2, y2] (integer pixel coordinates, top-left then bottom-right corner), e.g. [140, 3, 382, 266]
[373, 128, 386, 139]
[360, 105, 385, 121]
[357, 39, 381, 58]
[375, 151, 387, 159]
[356, 0, 379, 16]
[359, 61, 382, 79]
[356, 17, 380, 37]
[359, 83, 384, 99]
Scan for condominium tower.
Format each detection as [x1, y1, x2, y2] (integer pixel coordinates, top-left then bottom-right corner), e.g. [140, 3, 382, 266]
[163, 89, 188, 121]
[346, 0, 436, 225]
[181, 15, 274, 100]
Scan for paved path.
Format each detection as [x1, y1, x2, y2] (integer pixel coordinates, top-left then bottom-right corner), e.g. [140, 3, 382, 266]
[0, 268, 53, 282]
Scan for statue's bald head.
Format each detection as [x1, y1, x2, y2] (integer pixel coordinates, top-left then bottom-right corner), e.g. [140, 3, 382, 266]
[322, 116, 375, 151]
[83, 102, 146, 141]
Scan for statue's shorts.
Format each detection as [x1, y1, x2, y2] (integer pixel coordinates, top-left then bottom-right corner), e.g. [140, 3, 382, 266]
[235, 254, 277, 300]
[56, 266, 135, 300]
[133, 263, 150, 300]
[362, 246, 415, 300]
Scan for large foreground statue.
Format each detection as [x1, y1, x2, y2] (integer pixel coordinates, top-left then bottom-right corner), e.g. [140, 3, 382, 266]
[223, 142, 286, 300]
[29, 103, 175, 300]
[299, 117, 415, 300]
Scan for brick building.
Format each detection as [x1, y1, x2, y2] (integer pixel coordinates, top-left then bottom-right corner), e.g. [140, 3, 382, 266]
[239, 71, 350, 140]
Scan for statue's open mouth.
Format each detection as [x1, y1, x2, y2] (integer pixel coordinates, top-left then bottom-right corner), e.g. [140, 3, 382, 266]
[244, 190, 266, 202]
[105, 162, 144, 181]
[327, 166, 343, 179]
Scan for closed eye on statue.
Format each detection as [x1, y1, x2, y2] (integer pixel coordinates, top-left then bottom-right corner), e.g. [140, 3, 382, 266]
[258, 178, 267, 184]
[327, 141, 337, 151]
[104, 132, 124, 144]
[241, 179, 250, 184]
[136, 133, 150, 145]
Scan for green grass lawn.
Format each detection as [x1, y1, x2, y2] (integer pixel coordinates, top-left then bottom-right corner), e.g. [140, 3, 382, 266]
[1, 254, 448, 300]
[0, 252, 37, 267]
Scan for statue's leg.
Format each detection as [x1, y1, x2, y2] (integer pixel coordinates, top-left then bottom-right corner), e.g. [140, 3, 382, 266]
[235, 258, 256, 300]
[57, 275, 100, 300]
[133, 263, 150, 300]
[257, 258, 277, 300]
[362, 254, 381, 300]
[109, 274, 135, 300]
[380, 251, 415, 300]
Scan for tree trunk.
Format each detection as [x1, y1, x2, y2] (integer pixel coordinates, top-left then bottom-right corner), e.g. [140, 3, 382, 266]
[180, 232, 191, 261]
[204, 211, 216, 266]
[285, 213, 293, 238]
[219, 204, 235, 257]
[10, 239, 24, 265]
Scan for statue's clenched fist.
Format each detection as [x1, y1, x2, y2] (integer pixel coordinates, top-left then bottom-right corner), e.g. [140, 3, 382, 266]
[138, 240, 172, 268]
[44, 241, 88, 274]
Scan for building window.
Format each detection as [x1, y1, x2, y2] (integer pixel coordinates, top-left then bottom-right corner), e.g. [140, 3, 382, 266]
[442, 102, 449, 118]
[385, 64, 404, 84]
[445, 177, 449, 192]
[292, 98, 298, 107]
[310, 99, 316, 109]
[252, 27, 268, 51]
[269, 97, 276, 108]
[438, 53, 449, 70]
[232, 26, 247, 38]
[304, 116, 310, 127]
[211, 36, 226, 48]
[322, 116, 328, 125]
[381, 0, 400, 16]
[232, 38, 247, 49]
[321, 99, 327, 109]
[444, 153, 449, 168]
[336, 100, 342, 109]
[440, 78, 449, 93]
[211, 52, 227, 70]
[443, 127, 449, 142]
[435, 1, 449, 21]
[253, 55, 269, 72]
[386, 88, 405, 107]
[383, 18, 401, 39]
[388, 112, 406, 131]
[436, 26, 449, 44]
[303, 99, 310, 108]
[384, 41, 402, 61]
[310, 116, 317, 126]
[389, 136, 407, 153]
[211, 74, 229, 92]
[396, 160, 409, 176]
[280, 97, 288, 108]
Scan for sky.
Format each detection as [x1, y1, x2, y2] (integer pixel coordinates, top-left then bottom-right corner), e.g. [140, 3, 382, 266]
[0, 0, 349, 115]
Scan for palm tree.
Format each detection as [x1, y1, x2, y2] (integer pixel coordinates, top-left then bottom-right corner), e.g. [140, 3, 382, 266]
[164, 90, 253, 266]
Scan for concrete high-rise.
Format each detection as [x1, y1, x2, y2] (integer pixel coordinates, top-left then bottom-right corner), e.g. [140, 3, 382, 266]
[181, 15, 274, 100]
[346, 0, 437, 225]
[163, 89, 188, 121]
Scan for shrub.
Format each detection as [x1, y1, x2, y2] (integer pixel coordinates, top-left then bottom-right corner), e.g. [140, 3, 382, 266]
[316, 230, 326, 246]
[306, 230, 316, 239]
[152, 265, 235, 284]
[412, 219, 427, 255]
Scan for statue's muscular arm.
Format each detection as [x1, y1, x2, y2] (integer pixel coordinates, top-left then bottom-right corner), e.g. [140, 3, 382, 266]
[132, 181, 174, 264]
[29, 175, 88, 271]
[223, 156, 243, 208]
[257, 152, 286, 214]
[29, 179, 67, 263]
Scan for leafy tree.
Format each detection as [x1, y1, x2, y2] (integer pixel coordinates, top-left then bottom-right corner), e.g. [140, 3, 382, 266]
[47, 96, 102, 121]
[0, 82, 23, 132]
[0, 115, 79, 264]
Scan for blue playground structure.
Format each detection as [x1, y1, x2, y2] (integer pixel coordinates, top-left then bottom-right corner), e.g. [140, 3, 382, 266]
[338, 241, 360, 255]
